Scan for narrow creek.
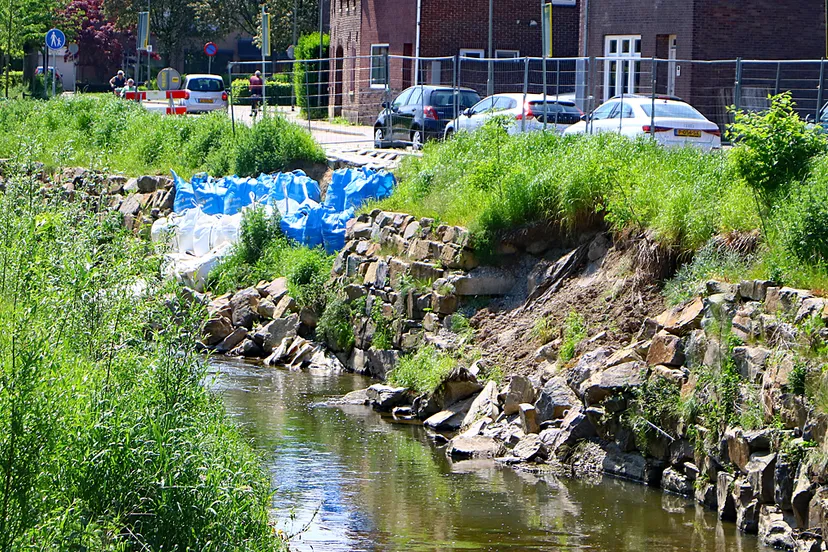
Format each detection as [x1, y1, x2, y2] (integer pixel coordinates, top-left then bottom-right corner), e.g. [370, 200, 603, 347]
[210, 357, 773, 552]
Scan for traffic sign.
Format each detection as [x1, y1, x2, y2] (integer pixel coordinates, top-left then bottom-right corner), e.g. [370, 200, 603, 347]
[204, 42, 217, 57]
[67, 43, 79, 55]
[46, 29, 66, 51]
[157, 67, 182, 91]
[287, 45, 295, 60]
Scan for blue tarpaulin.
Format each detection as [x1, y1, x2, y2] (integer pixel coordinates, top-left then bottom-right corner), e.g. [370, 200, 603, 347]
[171, 167, 396, 254]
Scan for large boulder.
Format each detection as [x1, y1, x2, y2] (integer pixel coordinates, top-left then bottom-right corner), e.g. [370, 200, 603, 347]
[661, 466, 693, 496]
[215, 327, 248, 353]
[775, 454, 796, 511]
[564, 347, 614, 396]
[510, 434, 549, 462]
[257, 314, 299, 354]
[418, 367, 482, 417]
[601, 445, 664, 486]
[792, 464, 815, 527]
[807, 487, 828, 539]
[203, 316, 233, 347]
[758, 505, 795, 550]
[423, 395, 476, 431]
[646, 330, 685, 367]
[366, 348, 401, 380]
[534, 376, 579, 423]
[230, 287, 261, 329]
[718, 472, 737, 521]
[498, 375, 536, 415]
[366, 384, 411, 411]
[461, 380, 500, 428]
[446, 435, 505, 459]
[733, 346, 771, 383]
[746, 452, 777, 504]
[448, 267, 516, 296]
[654, 297, 704, 336]
[733, 477, 761, 534]
[519, 403, 540, 434]
[727, 427, 773, 473]
[581, 361, 647, 406]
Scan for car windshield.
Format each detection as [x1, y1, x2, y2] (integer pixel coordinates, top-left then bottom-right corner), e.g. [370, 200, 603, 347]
[641, 102, 706, 120]
[529, 101, 581, 114]
[431, 90, 480, 109]
[188, 78, 223, 92]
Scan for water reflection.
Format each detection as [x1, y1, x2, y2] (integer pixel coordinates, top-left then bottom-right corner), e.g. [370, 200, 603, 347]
[210, 358, 771, 552]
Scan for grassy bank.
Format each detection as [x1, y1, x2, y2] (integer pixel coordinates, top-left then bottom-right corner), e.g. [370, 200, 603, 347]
[0, 166, 284, 550]
[378, 95, 828, 291]
[0, 95, 325, 178]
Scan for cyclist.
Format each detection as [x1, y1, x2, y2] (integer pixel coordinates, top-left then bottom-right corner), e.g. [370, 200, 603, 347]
[109, 70, 126, 94]
[249, 70, 263, 117]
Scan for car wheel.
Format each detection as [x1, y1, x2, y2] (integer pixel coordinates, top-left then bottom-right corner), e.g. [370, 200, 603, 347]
[444, 128, 454, 141]
[411, 129, 423, 151]
[374, 127, 385, 149]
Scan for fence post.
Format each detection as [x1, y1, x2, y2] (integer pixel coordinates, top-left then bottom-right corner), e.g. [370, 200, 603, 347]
[588, 56, 597, 134]
[521, 57, 529, 133]
[542, 57, 547, 132]
[774, 61, 782, 96]
[228, 63, 235, 137]
[452, 55, 458, 121]
[650, 56, 656, 138]
[384, 50, 392, 147]
[305, 60, 312, 132]
[817, 58, 825, 123]
[734, 57, 742, 111]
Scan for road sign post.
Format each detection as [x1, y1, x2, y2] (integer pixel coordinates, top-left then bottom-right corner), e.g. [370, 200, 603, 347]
[204, 42, 217, 75]
[45, 29, 65, 98]
[261, 8, 270, 117]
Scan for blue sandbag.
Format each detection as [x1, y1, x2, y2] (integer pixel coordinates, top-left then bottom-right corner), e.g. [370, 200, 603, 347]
[280, 203, 323, 249]
[343, 167, 396, 209]
[321, 207, 354, 254]
[192, 174, 227, 216]
[172, 170, 197, 213]
[322, 170, 348, 212]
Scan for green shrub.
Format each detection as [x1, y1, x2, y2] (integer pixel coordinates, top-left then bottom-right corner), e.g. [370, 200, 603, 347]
[370, 302, 395, 350]
[626, 372, 681, 448]
[231, 77, 293, 106]
[286, 249, 330, 312]
[728, 92, 826, 206]
[388, 345, 456, 395]
[789, 361, 808, 396]
[233, 114, 326, 176]
[317, 295, 355, 352]
[663, 242, 751, 305]
[237, 205, 283, 265]
[559, 311, 587, 364]
[293, 32, 330, 119]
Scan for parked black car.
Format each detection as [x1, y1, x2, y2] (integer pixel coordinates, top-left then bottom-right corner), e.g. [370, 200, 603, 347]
[373, 86, 481, 149]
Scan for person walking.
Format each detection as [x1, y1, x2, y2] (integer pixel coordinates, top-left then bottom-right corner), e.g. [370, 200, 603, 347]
[249, 70, 264, 118]
[109, 70, 126, 94]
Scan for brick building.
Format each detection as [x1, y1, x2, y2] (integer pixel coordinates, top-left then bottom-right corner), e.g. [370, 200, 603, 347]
[580, 0, 828, 122]
[329, 0, 581, 123]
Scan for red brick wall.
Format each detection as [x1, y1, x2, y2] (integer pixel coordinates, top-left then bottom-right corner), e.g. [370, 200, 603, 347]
[419, 0, 579, 58]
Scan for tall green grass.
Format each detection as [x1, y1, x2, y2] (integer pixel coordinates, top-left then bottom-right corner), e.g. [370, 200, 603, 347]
[0, 165, 284, 550]
[0, 95, 325, 178]
[379, 125, 758, 252]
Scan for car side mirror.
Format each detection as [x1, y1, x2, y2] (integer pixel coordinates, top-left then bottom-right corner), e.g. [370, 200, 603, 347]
[805, 114, 813, 123]
[381, 101, 389, 109]
[463, 108, 472, 117]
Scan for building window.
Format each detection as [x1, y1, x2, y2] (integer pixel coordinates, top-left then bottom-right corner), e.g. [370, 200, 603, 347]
[495, 49, 520, 59]
[459, 48, 484, 59]
[603, 35, 641, 101]
[370, 44, 389, 88]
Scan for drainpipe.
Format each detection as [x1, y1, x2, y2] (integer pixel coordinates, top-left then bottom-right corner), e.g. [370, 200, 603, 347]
[414, 0, 422, 85]
[582, 0, 589, 56]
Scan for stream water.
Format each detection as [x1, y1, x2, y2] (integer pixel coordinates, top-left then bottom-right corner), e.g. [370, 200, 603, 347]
[210, 357, 773, 552]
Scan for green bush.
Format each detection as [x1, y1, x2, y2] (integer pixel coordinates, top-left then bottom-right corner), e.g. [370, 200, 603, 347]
[777, 155, 828, 265]
[318, 296, 355, 352]
[559, 311, 587, 364]
[231, 77, 293, 106]
[293, 32, 329, 119]
[0, 96, 325, 177]
[388, 345, 456, 395]
[728, 92, 826, 206]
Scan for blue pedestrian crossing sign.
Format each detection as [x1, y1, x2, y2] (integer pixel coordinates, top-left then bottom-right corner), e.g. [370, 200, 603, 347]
[46, 29, 66, 51]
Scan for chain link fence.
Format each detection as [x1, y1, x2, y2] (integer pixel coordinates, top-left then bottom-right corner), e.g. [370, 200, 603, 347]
[224, 55, 828, 146]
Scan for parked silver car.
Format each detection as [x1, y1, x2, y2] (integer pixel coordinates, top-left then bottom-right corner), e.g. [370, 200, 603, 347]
[444, 93, 583, 138]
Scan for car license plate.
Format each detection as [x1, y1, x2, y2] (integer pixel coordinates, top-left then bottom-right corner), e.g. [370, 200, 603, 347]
[197, 98, 214, 104]
[675, 129, 701, 138]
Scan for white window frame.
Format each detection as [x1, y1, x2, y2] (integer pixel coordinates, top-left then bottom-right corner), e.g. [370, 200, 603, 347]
[370, 43, 389, 89]
[603, 35, 641, 101]
[459, 48, 484, 59]
[495, 49, 520, 59]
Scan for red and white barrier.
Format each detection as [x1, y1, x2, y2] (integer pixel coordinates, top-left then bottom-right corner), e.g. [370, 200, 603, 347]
[123, 89, 189, 115]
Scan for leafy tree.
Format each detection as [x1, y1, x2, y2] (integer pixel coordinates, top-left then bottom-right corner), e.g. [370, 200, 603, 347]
[0, 0, 61, 94]
[57, 0, 127, 81]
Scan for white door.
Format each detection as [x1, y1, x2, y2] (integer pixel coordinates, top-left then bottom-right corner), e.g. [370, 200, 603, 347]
[462, 97, 495, 131]
[603, 35, 642, 101]
[588, 100, 618, 133]
[667, 35, 677, 97]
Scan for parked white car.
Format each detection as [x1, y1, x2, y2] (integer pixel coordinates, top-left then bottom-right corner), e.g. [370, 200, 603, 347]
[564, 96, 722, 150]
[444, 93, 583, 138]
[178, 74, 228, 113]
